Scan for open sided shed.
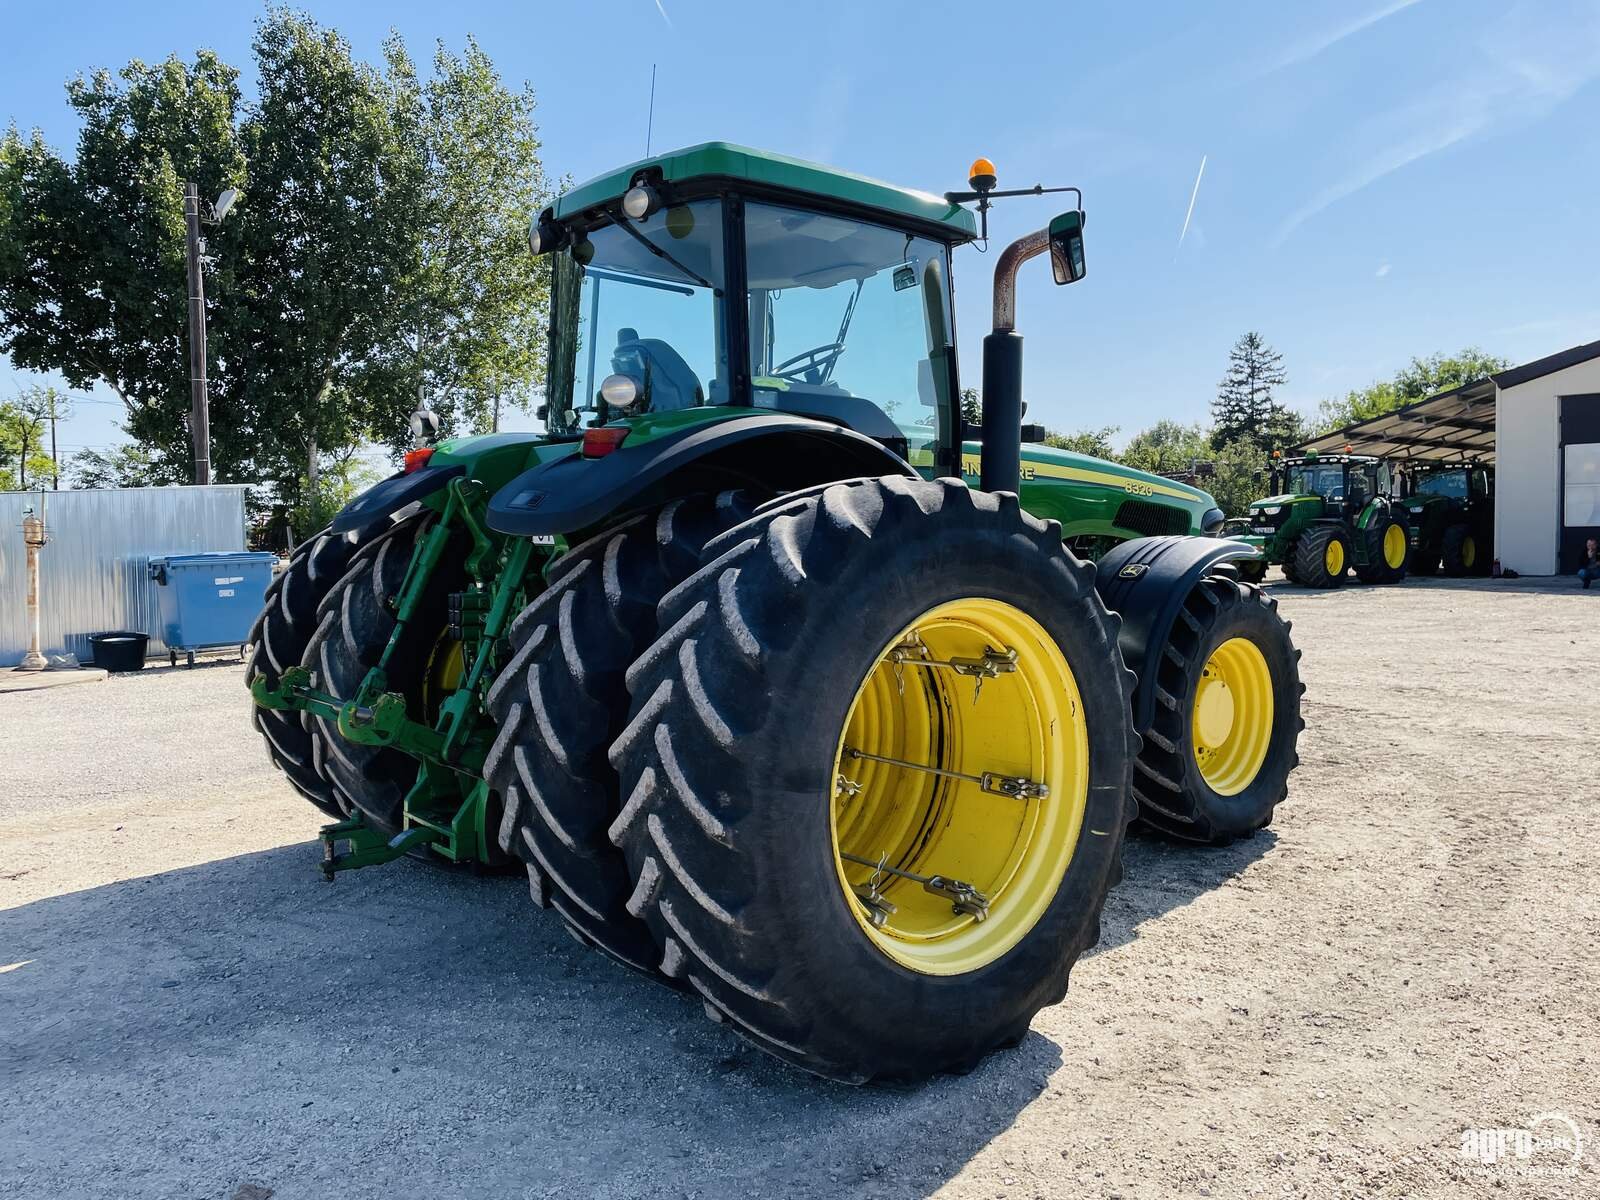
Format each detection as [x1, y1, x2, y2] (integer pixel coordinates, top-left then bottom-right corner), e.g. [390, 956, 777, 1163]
[1297, 340, 1600, 575]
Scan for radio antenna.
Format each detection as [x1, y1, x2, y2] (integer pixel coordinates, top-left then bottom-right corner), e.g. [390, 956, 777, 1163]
[646, 64, 657, 155]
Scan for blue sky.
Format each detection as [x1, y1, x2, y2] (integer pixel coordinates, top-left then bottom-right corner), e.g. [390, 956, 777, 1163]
[4, 0, 1600, 460]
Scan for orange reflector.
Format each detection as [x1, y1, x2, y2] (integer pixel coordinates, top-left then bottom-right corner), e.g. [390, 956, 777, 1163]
[403, 447, 434, 473]
[582, 427, 631, 458]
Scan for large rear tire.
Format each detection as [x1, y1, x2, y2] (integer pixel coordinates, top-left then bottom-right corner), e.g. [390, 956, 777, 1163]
[609, 477, 1136, 1082]
[246, 525, 380, 817]
[1292, 525, 1350, 588]
[1131, 577, 1304, 844]
[301, 514, 472, 837]
[482, 491, 756, 976]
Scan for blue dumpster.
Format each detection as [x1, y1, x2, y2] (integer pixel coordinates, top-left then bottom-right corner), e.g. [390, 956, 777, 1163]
[147, 551, 277, 667]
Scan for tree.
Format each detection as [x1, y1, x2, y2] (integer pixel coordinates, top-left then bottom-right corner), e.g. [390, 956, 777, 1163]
[0, 10, 551, 510]
[1122, 420, 1210, 476]
[0, 398, 54, 489]
[1043, 425, 1119, 458]
[67, 442, 178, 489]
[1205, 437, 1272, 518]
[960, 387, 981, 427]
[1314, 347, 1511, 433]
[1212, 332, 1291, 449]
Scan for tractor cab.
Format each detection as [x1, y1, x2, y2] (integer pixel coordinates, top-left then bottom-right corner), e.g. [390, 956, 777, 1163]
[1269, 453, 1387, 518]
[530, 144, 979, 478]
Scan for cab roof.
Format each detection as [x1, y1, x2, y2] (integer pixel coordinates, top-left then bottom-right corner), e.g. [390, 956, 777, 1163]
[552, 142, 980, 243]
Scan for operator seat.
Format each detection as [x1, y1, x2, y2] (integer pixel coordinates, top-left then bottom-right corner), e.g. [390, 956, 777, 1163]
[613, 327, 703, 412]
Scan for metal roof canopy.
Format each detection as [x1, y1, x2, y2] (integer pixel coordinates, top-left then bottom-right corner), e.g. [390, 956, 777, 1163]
[1297, 378, 1499, 464]
[1295, 337, 1600, 466]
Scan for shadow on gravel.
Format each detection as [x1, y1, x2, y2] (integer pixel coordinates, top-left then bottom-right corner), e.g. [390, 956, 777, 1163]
[1093, 825, 1277, 956]
[1, 842, 1066, 1200]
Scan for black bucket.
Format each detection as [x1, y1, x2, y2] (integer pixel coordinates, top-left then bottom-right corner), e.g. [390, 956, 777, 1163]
[89, 631, 150, 673]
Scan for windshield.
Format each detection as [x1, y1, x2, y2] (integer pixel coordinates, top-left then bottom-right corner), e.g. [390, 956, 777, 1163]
[744, 202, 955, 458]
[1415, 470, 1468, 499]
[545, 199, 727, 432]
[1286, 464, 1346, 499]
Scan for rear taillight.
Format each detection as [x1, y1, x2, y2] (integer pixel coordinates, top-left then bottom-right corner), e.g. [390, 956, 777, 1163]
[403, 447, 434, 473]
[581, 427, 631, 458]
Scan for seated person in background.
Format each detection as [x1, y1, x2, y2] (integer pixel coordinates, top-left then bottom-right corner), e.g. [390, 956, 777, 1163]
[611, 327, 703, 413]
[1579, 537, 1600, 589]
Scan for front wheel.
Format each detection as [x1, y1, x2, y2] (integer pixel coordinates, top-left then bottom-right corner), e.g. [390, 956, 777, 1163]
[1441, 524, 1480, 576]
[609, 477, 1136, 1082]
[1131, 577, 1304, 843]
[1292, 525, 1351, 588]
[1356, 513, 1408, 584]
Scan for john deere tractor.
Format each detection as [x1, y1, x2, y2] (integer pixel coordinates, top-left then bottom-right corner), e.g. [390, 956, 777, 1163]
[248, 144, 1304, 1082]
[1232, 452, 1409, 588]
[1395, 461, 1494, 576]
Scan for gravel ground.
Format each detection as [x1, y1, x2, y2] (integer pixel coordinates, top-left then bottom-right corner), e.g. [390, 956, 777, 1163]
[2, 575, 1596, 1199]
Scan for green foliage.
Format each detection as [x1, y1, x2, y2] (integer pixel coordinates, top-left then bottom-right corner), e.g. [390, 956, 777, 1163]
[1205, 438, 1272, 516]
[0, 9, 550, 505]
[959, 387, 980, 427]
[1315, 347, 1512, 433]
[288, 455, 385, 540]
[0, 384, 68, 489]
[1042, 425, 1119, 458]
[67, 442, 178, 489]
[1122, 420, 1209, 476]
[1212, 331, 1297, 450]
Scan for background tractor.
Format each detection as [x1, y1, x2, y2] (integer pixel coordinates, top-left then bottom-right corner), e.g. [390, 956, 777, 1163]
[1394, 460, 1494, 576]
[1231, 452, 1409, 588]
[248, 143, 1304, 1082]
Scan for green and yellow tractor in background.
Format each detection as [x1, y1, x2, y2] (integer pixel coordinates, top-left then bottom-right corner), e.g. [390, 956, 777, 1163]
[248, 144, 1304, 1082]
[1231, 451, 1410, 588]
[1395, 460, 1494, 576]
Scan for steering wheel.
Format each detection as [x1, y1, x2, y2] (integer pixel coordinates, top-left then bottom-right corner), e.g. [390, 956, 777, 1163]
[770, 342, 845, 384]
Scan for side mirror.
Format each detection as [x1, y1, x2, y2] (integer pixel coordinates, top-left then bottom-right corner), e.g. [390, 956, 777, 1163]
[1048, 211, 1086, 285]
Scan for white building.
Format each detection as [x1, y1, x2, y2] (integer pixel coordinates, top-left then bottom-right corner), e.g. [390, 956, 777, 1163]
[1298, 339, 1600, 576]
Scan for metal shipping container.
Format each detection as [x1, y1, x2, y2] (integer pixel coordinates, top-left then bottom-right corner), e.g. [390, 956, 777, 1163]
[0, 486, 250, 664]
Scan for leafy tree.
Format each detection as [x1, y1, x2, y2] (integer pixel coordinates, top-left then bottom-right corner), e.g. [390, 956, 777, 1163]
[0, 397, 55, 489]
[0, 10, 550, 509]
[1122, 420, 1210, 476]
[1315, 347, 1510, 433]
[1043, 425, 1119, 458]
[67, 442, 178, 488]
[1212, 332, 1293, 449]
[959, 387, 981, 427]
[1205, 437, 1271, 517]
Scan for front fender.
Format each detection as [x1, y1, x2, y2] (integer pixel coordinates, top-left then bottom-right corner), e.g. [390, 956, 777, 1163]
[1094, 535, 1260, 735]
[485, 413, 914, 537]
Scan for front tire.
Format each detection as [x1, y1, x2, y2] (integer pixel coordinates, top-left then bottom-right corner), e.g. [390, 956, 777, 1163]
[609, 477, 1136, 1082]
[1441, 524, 1480, 576]
[1131, 577, 1304, 843]
[1292, 525, 1350, 588]
[1356, 512, 1408, 584]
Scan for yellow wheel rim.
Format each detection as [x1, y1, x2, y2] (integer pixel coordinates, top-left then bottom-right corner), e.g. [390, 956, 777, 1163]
[1325, 539, 1345, 576]
[1383, 523, 1406, 568]
[1191, 637, 1274, 796]
[829, 598, 1089, 976]
[421, 632, 466, 720]
[1461, 536, 1476, 568]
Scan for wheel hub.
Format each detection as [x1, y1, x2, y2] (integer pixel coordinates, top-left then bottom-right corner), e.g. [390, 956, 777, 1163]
[1194, 672, 1236, 747]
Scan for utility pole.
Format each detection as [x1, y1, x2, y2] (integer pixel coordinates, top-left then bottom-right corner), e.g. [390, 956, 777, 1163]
[184, 180, 211, 485]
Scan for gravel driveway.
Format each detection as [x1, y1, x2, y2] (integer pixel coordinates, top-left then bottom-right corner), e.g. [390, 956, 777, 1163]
[2, 575, 1595, 1199]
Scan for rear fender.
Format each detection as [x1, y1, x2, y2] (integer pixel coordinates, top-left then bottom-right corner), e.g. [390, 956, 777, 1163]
[329, 464, 465, 534]
[485, 413, 914, 537]
[1094, 536, 1260, 735]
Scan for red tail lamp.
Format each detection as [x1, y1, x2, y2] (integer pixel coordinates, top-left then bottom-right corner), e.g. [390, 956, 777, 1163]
[582, 427, 632, 458]
[403, 447, 434, 473]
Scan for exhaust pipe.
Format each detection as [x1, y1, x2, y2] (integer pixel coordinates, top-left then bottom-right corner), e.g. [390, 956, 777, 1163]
[980, 229, 1050, 495]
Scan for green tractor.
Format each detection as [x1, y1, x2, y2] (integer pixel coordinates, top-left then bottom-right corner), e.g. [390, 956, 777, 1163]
[1395, 461, 1494, 576]
[1232, 452, 1410, 588]
[248, 144, 1304, 1082]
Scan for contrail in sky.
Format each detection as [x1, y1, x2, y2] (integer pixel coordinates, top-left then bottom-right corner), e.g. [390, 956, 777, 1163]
[653, 0, 672, 26]
[1177, 155, 1207, 254]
